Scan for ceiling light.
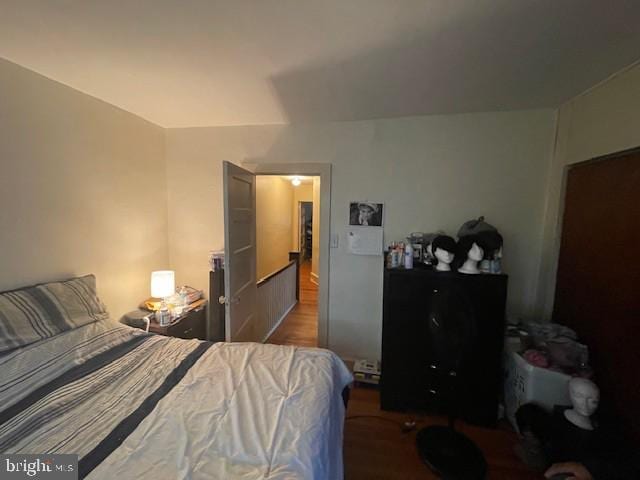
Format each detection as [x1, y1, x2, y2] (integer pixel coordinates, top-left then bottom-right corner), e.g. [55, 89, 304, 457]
[291, 177, 301, 187]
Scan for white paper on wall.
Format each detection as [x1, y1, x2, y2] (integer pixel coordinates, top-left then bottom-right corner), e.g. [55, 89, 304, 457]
[347, 227, 383, 256]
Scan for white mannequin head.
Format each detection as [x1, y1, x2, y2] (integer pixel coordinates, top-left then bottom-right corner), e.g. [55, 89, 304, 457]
[457, 237, 484, 274]
[569, 378, 600, 416]
[431, 236, 457, 272]
[434, 248, 454, 271]
[564, 377, 599, 430]
[468, 243, 483, 261]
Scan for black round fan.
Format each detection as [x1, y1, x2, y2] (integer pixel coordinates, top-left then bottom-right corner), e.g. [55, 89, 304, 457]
[416, 283, 487, 480]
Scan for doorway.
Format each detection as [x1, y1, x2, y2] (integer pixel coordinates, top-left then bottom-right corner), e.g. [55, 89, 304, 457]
[267, 249, 318, 347]
[254, 174, 320, 348]
[299, 201, 313, 261]
[250, 162, 331, 349]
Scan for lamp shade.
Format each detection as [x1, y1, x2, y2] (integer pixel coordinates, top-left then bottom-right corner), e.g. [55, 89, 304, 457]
[151, 270, 175, 298]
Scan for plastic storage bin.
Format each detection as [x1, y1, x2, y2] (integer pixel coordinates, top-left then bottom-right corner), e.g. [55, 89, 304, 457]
[504, 350, 572, 430]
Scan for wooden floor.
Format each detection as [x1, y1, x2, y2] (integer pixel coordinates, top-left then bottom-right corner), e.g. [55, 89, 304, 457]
[344, 386, 542, 479]
[266, 260, 318, 347]
[266, 261, 539, 479]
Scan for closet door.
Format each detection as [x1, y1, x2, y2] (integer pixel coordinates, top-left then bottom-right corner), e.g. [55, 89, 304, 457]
[553, 148, 640, 442]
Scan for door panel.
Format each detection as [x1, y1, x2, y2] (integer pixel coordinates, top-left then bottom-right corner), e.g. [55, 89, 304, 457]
[230, 247, 253, 294]
[231, 298, 254, 338]
[229, 178, 252, 207]
[223, 161, 257, 342]
[230, 218, 252, 247]
[554, 148, 640, 444]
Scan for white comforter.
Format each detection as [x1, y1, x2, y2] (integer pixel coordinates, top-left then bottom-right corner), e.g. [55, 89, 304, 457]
[0, 320, 352, 480]
[89, 340, 352, 480]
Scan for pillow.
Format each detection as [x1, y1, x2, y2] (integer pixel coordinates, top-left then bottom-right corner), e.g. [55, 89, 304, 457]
[0, 274, 109, 352]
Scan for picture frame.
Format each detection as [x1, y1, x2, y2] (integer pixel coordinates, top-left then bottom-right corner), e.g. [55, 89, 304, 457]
[349, 202, 384, 227]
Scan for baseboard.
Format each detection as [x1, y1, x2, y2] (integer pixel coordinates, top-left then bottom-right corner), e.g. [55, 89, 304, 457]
[262, 301, 298, 342]
[310, 271, 319, 286]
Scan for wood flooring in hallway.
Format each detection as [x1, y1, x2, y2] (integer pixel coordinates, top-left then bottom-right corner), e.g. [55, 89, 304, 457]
[266, 260, 318, 348]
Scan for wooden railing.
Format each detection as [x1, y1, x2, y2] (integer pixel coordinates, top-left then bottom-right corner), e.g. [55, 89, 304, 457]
[256, 259, 298, 341]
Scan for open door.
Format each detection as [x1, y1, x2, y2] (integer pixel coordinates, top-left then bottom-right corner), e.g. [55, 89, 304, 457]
[223, 161, 257, 342]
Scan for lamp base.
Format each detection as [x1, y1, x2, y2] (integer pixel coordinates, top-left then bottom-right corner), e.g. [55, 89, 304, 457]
[416, 425, 487, 480]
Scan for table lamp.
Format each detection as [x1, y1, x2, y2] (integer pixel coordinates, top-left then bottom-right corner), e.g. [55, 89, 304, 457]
[151, 270, 175, 326]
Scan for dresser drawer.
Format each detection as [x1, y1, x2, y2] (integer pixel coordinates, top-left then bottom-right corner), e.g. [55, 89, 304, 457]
[166, 309, 206, 340]
[420, 366, 453, 411]
[157, 308, 206, 340]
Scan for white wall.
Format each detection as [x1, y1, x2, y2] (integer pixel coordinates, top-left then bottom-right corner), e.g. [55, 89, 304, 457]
[0, 58, 168, 319]
[256, 176, 294, 279]
[3, 50, 632, 359]
[537, 63, 640, 318]
[166, 109, 555, 359]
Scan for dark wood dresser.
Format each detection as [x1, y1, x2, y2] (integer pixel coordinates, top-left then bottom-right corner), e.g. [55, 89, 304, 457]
[381, 266, 507, 427]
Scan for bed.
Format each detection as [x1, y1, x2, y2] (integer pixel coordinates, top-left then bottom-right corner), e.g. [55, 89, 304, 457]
[0, 275, 352, 479]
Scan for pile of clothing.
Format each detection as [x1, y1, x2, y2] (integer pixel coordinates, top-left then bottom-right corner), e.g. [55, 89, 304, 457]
[506, 321, 591, 377]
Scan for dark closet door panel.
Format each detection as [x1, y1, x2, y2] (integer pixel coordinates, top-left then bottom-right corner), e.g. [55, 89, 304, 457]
[553, 148, 640, 443]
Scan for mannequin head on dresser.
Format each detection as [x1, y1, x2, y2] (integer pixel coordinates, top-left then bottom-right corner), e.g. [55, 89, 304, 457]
[455, 235, 484, 274]
[431, 235, 457, 272]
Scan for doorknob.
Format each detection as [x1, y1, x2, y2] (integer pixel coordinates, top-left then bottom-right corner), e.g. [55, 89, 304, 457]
[220, 296, 240, 305]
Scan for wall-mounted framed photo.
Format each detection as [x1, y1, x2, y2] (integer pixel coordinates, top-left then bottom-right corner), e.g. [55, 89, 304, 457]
[349, 202, 384, 227]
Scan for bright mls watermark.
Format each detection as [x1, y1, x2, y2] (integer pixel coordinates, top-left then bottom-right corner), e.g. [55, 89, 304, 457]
[1, 455, 77, 479]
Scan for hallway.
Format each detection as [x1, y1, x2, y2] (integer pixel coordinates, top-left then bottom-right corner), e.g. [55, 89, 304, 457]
[266, 260, 318, 347]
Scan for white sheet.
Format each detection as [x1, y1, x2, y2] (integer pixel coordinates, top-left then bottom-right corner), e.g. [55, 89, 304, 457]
[88, 341, 353, 480]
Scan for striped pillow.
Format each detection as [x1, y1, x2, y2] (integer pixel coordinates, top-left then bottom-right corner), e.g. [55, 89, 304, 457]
[0, 274, 109, 352]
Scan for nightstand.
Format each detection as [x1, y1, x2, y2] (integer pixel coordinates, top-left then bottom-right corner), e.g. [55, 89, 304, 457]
[123, 303, 207, 340]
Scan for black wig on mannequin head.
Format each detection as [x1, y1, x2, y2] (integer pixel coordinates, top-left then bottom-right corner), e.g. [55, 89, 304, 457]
[453, 235, 482, 270]
[431, 235, 457, 266]
[476, 231, 503, 260]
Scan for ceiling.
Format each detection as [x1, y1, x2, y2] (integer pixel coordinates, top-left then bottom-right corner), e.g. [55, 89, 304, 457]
[1, 0, 639, 128]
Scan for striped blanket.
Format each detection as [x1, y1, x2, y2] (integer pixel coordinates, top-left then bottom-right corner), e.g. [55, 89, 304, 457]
[0, 320, 352, 479]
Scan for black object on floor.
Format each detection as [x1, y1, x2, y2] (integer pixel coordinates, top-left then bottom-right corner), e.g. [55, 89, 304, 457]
[416, 425, 487, 480]
[411, 280, 489, 479]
